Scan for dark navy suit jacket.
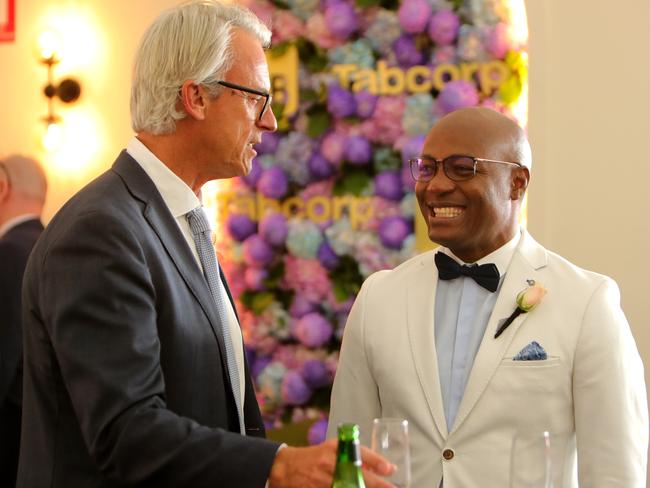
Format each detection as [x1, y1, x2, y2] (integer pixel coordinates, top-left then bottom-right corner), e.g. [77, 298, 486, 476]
[0, 218, 43, 487]
[18, 152, 278, 487]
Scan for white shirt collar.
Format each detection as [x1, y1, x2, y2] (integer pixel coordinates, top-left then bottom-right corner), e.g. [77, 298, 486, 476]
[126, 137, 201, 217]
[442, 229, 521, 276]
[0, 214, 40, 238]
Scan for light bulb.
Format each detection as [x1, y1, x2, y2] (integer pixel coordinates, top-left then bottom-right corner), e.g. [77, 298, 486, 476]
[43, 121, 63, 152]
[38, 31, 61, 62]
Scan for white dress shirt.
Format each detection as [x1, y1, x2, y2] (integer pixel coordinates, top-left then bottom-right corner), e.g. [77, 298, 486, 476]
[126, 137, 246, 414]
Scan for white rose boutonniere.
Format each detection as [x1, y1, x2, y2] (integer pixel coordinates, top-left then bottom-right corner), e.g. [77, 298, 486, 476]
[494, 280, 547, 338]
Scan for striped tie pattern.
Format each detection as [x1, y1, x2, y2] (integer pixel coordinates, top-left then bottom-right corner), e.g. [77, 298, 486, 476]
[186, 207, 245, 435]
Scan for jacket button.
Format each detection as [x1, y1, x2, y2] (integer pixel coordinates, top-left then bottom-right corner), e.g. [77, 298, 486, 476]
[442, 448, 454, 460]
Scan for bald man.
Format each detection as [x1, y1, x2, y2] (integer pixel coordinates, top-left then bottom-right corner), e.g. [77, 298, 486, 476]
[327, 108, 648, 487]
[0, 155, 47, 487]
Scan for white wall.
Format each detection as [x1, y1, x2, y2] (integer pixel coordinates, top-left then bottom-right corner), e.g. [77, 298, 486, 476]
[525, 2, 650, 480]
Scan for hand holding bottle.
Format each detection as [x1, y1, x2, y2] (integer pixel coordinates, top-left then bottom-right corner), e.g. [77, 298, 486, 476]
[268, 430, 395, 488]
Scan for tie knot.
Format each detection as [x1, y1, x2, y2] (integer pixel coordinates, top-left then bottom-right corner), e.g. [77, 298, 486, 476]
[186, 207, 211, 236]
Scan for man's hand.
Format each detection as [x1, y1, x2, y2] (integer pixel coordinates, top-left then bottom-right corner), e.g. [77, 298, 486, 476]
[268, 439, 395, 488]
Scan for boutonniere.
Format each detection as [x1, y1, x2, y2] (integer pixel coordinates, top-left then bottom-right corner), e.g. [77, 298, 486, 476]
[494, 280, 547, 338]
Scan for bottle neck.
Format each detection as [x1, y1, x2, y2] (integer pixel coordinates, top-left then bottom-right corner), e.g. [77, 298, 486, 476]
[336, 438, 362, 466]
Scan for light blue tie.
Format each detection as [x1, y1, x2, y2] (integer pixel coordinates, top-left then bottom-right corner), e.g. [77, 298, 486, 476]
[186, 207, 245, 435]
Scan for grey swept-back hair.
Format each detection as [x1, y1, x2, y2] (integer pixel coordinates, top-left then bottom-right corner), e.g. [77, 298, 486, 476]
[130, 0, 271, 135]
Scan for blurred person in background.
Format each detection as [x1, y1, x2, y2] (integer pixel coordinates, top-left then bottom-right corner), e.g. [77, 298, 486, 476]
[0, 154, 47, 488]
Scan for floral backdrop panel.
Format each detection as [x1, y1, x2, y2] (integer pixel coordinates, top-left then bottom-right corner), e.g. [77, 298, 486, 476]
[202, 0, 528, 444]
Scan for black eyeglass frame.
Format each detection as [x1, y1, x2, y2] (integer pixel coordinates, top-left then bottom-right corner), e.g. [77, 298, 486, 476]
[217, 80, 271, 121]
[409, 155, 523, 182]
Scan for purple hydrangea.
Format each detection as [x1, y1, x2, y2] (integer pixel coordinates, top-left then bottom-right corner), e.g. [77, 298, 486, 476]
[398, 0, 432, 33]
[402, 162, 416, 192]
[242, 234, 274, 267]
[317, 240, 340, 270]
[281, 370, 313, 405]
[301, 359, 331, 388]
[400, 134, 426, 165]
[251, 355, 272, 380]
[321, 131, 347, 165]
[293, 312, 333, 348]
[428, 9, 460, 46]
[289, 294, 318, 319]
[374, 170, 404, 201]
[309, 153, 335, 180]
[378, 215, 412, 249]
[255, 132, 281, 156]
[244, 267, 268, 291]
[324, 1, 359, 40]
[355, 91, 379, 118]
[226, 213, 257, 242]
[344, 135, 372, 165]
[257, 167, 289, 199]
[308, 419, 329, 445]
[393, 34, 425, 68]
[243, 157, 263, 188]
[438, 80, 480, 115]
[327, 84, 357, 119]
[259, 213, 288, 247]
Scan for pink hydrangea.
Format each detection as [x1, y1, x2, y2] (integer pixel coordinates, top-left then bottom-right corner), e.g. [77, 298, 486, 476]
[273, 10, 305, 43]
[359, 196, 403, 232]
[361, 96, 406, 146]
[320, 131, 347, 166]
[299, 180, 334, 200]
[239, 0, 274, 25]
[283, 255, 331, 303]
[485, 22, 512, 59]
[305, 12, 343, 50]
[220, 260, 246, 300]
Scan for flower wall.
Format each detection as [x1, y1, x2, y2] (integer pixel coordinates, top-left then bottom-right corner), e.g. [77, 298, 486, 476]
[207, 0, 528, 443]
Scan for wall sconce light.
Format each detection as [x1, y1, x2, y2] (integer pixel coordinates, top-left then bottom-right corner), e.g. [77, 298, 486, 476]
[38, 31, 82, 151]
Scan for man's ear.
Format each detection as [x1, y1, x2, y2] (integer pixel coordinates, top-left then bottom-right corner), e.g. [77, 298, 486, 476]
[510, 167, 530, 201]
[179, 80, 208, 121]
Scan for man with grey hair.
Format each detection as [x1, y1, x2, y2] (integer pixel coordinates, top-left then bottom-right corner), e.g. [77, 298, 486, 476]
[17, 2, 393, 487]
[0, 155, 47, 488]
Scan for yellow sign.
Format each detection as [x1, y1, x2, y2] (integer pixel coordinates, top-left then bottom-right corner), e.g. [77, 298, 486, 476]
[267, 45, 299, 119]
[218, 191, 373, 230]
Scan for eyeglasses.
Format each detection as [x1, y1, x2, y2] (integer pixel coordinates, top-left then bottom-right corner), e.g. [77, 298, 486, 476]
[409, 155, 522, 182]
[217, 80, 272, 121]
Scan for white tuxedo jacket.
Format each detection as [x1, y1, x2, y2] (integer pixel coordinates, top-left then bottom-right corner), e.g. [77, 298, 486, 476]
[328, 230, 648, 487]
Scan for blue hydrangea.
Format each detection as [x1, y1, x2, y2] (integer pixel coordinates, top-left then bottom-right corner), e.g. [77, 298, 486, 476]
[286, 220, 324, 259]
[402, 93, 436, 136]
[329, 39, 375, 69]
[275, 132, 313, 186]
[365, 10, 402, 56]
[286, 0, 319, 21]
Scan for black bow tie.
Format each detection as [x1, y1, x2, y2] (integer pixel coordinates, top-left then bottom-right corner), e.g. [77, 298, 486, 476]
[435, 252, 500, 292]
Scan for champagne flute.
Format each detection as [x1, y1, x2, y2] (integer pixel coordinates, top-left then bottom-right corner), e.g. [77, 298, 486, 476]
[370, 418, 411, 488]
[510, 431, 554, 488]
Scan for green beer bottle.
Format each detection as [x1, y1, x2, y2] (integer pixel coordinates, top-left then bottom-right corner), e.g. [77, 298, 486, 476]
[332, 423, 366, 488]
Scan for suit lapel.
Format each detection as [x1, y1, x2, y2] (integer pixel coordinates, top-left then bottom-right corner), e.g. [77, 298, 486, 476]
[111, 152, 230, 367]
[407, 251, 449, 439]
[451, 231, 548, 432]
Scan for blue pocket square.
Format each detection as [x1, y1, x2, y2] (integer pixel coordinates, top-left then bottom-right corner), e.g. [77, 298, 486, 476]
[513, 341, 547, 361]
